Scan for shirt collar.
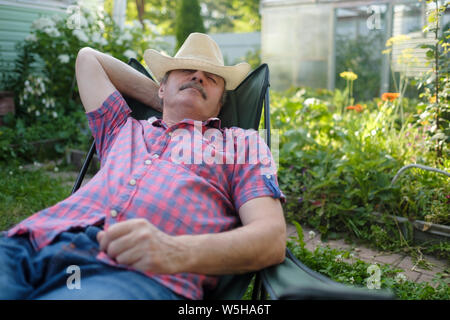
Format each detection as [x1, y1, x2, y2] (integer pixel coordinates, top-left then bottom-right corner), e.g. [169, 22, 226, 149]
[147, 117, 222, 130]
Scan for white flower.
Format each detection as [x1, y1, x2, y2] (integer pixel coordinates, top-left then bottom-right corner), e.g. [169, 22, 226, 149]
[19, 166, 23, 170]
[334, 254, 343, 262]
[332, 113, 342, 121]
[32, 17, 55, 31]
[73, 29, 89, 42]
[91, 32, 107, 46]
[79, 15, 89, 28]
[123, 49, 137, 59]
[58, 54, 70, 64]
[25, 34, 37, 42]
[35, 110, 40, 117]
[395, 273, 407, 284]
[9, 171, 13, 175]
[52, 111, 58, 118]
[120, 32, 133, 42]
[44, 27, 60, 37]
[54, 167, 59, 172]
[308, 230, 316, 239]
[303, 98, 321, 107]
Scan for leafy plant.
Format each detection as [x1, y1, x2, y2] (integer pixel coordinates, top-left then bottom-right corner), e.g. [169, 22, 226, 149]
[335, 32, 384, 101]
[271, 87, 449, 253]
[287, 224, 450, 300]
[416, 0, 449, 164]
[1, 5, 169, 163]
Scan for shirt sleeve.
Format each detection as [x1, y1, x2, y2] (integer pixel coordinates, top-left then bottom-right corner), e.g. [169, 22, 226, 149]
[230, 129, 286, 210]
[85, 90, 131, 165]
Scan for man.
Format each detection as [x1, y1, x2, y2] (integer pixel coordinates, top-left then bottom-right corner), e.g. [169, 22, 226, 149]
[0, 33, 286, 300]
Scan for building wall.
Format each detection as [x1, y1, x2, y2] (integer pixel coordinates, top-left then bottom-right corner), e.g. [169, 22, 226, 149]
[261, 1, 332, 91]
[0, 0, 104, 79]
[0, 1, 74, 76]
[260, 0, 449, 91]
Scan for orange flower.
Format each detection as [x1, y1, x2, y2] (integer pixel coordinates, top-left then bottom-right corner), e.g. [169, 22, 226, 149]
[429, 95, 436, 103]
[381, 92, 400, 101]
[346, 104, 364, 112]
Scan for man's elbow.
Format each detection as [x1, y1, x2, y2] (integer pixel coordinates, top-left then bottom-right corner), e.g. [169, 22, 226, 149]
[262, 223, 286, 267]
[274, 228, 287, 265]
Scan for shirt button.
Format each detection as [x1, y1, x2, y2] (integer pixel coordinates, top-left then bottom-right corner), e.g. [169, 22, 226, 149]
[129, 179, 136, 186]
[265, 174, 272, 179]
[168, 132, 172, 137]
[145, 159, 152, 165]
[110, 209, 118, 217]
[152, 154, 159, 159]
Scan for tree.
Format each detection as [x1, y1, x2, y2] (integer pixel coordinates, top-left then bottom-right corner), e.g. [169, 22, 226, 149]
[175, 0, 205, 50]
[103, 0, 261, 36]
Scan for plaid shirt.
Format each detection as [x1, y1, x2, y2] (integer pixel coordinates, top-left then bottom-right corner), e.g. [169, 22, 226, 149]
[7, 90, 284, 299]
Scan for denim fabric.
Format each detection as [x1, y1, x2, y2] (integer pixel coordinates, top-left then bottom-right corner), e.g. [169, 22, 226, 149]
[0, 227, 183, 300]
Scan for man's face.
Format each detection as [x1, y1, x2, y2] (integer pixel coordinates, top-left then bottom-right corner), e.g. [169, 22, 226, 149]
[158, 69, 225, 121]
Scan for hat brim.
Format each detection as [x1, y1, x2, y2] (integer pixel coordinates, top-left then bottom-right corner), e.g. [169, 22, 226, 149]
[144, 49, 251, 90]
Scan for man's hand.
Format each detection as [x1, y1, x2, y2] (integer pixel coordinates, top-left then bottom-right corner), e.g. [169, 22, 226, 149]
[97, 219, 181, 274]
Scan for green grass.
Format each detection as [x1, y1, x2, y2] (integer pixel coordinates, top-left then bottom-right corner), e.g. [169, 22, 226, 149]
[0, 164, 74, 231]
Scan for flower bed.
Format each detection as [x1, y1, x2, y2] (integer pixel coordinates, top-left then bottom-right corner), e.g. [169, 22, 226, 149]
[271, 86, 449, 254]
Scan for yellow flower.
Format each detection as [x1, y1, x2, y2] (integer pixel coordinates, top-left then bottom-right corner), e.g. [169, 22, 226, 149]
[385, 34, 411, 48]
[340, 71, 358, 81]
[429, 95, 436, 103]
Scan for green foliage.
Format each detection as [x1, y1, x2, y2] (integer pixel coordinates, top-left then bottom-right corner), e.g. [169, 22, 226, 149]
[0, 164, 73, 231]
[335, 32, 384, 101]
[271, 87, 449, 251]
[287, 231, 450, 300]
[112, 0, 261, 36]
[0, 110, 90, 163]
[415, 0, 449, 163]
[0, 5, 167, 163]
[175, 0, 205, 50]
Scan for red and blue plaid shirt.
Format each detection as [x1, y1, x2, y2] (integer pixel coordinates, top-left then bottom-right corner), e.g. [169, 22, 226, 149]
[7, 90, 284, 299]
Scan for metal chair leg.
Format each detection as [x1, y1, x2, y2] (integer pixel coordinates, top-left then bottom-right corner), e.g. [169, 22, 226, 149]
[71, 140, 96, 195]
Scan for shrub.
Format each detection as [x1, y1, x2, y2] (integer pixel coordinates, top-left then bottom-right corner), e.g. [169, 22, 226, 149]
[271, 87, 449, 248]
[1, 5, 169, 162]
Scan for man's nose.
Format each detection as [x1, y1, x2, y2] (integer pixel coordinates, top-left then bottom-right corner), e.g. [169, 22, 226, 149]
[191, 71, 206, 84]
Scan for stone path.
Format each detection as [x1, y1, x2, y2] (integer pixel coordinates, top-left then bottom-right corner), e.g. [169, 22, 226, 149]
[286, 224, 449, 284]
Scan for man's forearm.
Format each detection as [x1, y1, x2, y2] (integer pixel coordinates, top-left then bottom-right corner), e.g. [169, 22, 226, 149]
[172, 219, 286, 275]
[89, 48, 162, 111]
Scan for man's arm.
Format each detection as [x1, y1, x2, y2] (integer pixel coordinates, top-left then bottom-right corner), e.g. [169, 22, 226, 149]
[97, 196, 286, 275]
[75, 47, 161, 113]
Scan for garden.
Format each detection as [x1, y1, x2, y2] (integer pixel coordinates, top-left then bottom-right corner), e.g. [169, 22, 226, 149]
[0, 1, 448, 300]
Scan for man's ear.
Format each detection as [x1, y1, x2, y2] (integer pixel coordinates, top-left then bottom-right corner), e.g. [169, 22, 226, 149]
[158, 83, 165, 100]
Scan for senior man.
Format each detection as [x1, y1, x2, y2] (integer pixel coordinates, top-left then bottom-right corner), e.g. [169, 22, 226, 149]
[0, 33, 286, 300]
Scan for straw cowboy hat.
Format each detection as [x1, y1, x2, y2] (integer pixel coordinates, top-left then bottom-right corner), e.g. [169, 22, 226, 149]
[144, 33, 251, 90]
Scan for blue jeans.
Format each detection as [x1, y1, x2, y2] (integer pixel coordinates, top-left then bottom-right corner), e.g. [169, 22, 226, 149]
[0, 226, 184, 300]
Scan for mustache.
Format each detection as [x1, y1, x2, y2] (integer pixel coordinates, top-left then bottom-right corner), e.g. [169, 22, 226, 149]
[179, 82, 207, 100]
